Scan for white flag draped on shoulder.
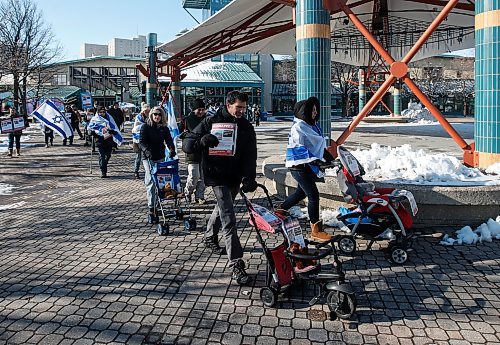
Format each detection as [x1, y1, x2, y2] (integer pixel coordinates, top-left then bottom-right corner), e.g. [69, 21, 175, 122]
[166, 93, 179, 140]
[31, 100, 73, 139]
[88, 112, 123, 146]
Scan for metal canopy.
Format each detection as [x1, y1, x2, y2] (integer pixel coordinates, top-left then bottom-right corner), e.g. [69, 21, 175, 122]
[158, 0, 475, 67]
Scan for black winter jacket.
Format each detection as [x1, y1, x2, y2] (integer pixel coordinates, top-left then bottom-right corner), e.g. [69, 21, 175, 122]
[139, 122, 175, 161]
[179, 112, 205, 164]
[183, 107, 257, 187]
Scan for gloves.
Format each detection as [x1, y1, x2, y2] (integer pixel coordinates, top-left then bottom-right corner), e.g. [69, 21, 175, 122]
[323, 149, 334, 164]
[241, 178, 257, 193]
[200, 134, 219, 148]
[143, 150, 152, 159]
[108, 129, 117, 135]
[168, 149, 176, 159]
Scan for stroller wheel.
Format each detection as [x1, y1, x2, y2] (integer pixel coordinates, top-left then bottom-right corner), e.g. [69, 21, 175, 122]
[260, 287, 277, 307]
[157, 223, 169, 236]
[327, 291, 356, 320]
[338, 235, 356, 255]
[175, 208, 184, 220]
[388, 245, 408, 265]
[184, 218, 196, 231]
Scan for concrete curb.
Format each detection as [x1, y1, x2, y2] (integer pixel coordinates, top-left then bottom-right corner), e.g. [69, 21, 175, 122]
[262, 157, 500, 228]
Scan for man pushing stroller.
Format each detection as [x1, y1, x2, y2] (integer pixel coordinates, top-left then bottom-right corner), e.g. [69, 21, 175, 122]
[183, 90, 257, 285]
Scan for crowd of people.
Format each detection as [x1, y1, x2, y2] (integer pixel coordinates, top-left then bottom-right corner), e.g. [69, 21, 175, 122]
[4, 91, 333, 286]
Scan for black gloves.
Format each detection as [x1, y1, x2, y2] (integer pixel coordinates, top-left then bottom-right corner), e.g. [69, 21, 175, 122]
[108, 129, 117, 135]
[168, 149, 176, 159]
[200, 134, 219, 148]
[143, 150, 152, 159]
[241, 178, 257, 193]
[323, 149, 334, 164]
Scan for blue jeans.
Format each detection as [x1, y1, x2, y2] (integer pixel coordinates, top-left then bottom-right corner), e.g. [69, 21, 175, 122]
[281, 168, 320, 224]
[98, 146, 112, 174]
[143, 160, 162, 209]
[8, 133, 21, 150]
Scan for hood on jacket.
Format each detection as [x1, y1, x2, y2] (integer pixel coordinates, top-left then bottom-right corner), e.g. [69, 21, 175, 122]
[293, 97, 320, 125]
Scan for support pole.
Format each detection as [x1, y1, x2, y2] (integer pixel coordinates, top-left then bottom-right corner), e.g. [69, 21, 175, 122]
[393, 82, 401, 117]
[296, 0, 332, 139]
[146, 33, 158, 107]
[474, 1, 500, 168]
[171, 67, 182, 121]
[358, 68, 366, 115]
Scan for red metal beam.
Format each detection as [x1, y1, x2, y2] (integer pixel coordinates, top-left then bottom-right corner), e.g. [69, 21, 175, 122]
[404, 0, 474, 11]
[271, 0, 295, 6]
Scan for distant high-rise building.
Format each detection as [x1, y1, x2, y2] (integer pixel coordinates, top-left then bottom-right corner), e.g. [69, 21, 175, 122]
[80, 43, 108, 58]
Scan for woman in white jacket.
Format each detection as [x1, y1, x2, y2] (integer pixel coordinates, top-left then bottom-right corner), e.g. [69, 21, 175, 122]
[132, 103, 150, 179]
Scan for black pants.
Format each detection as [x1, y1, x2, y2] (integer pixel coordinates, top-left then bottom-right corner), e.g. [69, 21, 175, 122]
[8, 133, 21, 150]
[72, 123, 83, 138]
[98, 146, 112, 174]
[44, 132, 53, 145]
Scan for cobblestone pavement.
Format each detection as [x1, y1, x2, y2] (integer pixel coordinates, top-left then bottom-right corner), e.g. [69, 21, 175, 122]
[0, 124, 499, 345]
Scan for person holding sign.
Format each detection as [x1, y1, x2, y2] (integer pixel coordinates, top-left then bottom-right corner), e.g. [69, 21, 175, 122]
[6, 107, 24, 157]
[277, 97, 335, 242]
[89, 107, 117, 178]
[182, 90, 257, 285]
[139, 106, 176, 221]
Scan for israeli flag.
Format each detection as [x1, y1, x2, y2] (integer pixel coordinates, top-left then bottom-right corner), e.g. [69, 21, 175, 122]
[31, 100, 73, 139]
[88, 112, 123, 146]
[167, 95, 179, 140]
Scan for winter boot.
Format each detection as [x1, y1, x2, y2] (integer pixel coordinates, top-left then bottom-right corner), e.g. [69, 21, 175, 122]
[7, 149, 12, 157]
[232, 260, 252, 285]
[204, 236, 226, 255]
[15, 149, 20, 156]
[310, 221, 332, 242]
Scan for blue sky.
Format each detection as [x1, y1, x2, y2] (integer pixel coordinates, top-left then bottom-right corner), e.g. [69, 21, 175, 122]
[35, 0, 203, 60]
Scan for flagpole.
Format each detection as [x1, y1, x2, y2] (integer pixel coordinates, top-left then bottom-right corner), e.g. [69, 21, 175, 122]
[89, 136, 94, 174]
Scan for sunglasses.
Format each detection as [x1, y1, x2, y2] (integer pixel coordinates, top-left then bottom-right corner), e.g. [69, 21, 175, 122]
[152, 112, 162, 116]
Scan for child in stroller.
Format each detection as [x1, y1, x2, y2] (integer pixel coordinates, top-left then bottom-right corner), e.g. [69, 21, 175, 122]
[333, 146, 418, 264]
[241, 184, 357, 320]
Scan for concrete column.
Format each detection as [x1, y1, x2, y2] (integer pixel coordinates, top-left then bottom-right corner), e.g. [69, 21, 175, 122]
[296, 0, 331, 139]
[358, 68, 366, 115]
[146, 33, 158, 107]
[475, 1, 500, 168]
[393, 82, 401, 117]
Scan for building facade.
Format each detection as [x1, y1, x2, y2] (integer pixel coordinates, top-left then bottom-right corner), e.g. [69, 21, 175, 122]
[80, 43, 108, 58]
[81, 35, 151, 59]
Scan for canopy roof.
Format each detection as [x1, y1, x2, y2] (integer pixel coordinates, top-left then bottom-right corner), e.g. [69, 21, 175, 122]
[158, 0, 475, 67]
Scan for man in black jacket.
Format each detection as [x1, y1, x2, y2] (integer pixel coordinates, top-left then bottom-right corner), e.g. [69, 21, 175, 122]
[183, 90, 257, 285]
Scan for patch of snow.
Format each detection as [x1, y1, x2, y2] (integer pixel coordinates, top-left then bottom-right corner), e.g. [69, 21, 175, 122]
[0, 201, 26, 210]
[0, 134, 36, 153]
[439, 216, 500, 246]
[401, 102, 437, 124]
[485, 162, 500, 175]
[288, 206, 308, 219]
[0, 183, 15, 195]
[325, 143, 500, 186]
[322, 209, 349, 231]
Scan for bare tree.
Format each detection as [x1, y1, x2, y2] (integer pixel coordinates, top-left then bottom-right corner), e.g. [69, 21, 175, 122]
[0, 0, 62, 116]
[331, 62, 357, 117]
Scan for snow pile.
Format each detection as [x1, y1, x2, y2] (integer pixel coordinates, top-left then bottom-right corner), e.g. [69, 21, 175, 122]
[0, 183, 15, 195]
[486, 162, 500, 175]
[288, 206, 308, 219]
[440, 216, 500, 245]
[401, 102, 436, 124]
[325, 143, 500, 186]
[0, 201, 26, 211]
[23, 123, 41, 133]
[322, 209, 349, 231]
[0, 135, 35, 153]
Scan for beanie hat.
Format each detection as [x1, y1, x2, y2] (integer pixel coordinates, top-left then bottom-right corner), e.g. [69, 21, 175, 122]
[192, 98, 205, 110]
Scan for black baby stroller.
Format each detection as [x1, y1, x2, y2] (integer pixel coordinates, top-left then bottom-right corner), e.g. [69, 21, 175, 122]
[240, 184, 357, 320]
[148, 158, 196, 235]
[333, 146, 418, 264]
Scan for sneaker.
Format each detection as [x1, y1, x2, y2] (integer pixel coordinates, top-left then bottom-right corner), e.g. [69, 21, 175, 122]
[45, 144, 49, 148]
[232, 261, 252, 285]
[101, 173, 108, 178]
[196, 198, 206, 205]
[204, 236, 226, 255]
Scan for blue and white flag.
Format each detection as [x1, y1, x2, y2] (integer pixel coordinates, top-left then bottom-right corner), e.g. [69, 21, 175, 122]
[167, 95, 179, 140]
[88, 112, 123, 146]
[31, 100, 73, 139]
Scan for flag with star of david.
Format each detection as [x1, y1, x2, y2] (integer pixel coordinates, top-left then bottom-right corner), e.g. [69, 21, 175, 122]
[88, 112, 123, 146]
[31, 100, 73, 139]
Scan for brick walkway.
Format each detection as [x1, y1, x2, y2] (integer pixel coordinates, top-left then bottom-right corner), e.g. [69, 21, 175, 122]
[0, 125, 499, 344]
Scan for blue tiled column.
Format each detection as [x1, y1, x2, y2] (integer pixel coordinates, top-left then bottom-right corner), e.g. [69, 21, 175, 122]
[475, 1, 500, 168]
[358, 68, 366, 114]
[393, 83, 401, 116]
[146, 33, 158, 107]
[296, 0, 331, 138]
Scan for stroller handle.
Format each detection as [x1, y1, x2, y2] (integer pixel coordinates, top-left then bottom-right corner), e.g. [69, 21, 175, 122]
[285, 245, 333, 261]
[239, 183, 275, 211]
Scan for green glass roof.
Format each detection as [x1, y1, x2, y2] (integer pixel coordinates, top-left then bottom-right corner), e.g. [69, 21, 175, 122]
[28, 86, 83, 100]
[182, 0, 210, 9]
[182, 62, 263, 84]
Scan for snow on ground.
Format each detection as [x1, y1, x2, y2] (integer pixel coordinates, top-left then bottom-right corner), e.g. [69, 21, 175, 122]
[0, 201, 26, 211]
[0, 134, 36, 153]
[22, 122, 42, 133]
[0, 183, 15, 196]
[440, 216, 500, 245]
[401, 102, 437, 124]
[325, 143, 500, 186]
[486, 162, 500, 175]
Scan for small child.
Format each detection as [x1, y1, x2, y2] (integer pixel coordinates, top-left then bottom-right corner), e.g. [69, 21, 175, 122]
[44, 126, 54, 148]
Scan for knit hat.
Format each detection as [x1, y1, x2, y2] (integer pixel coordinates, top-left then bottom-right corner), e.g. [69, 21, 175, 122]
[191, 98, 205, 110]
